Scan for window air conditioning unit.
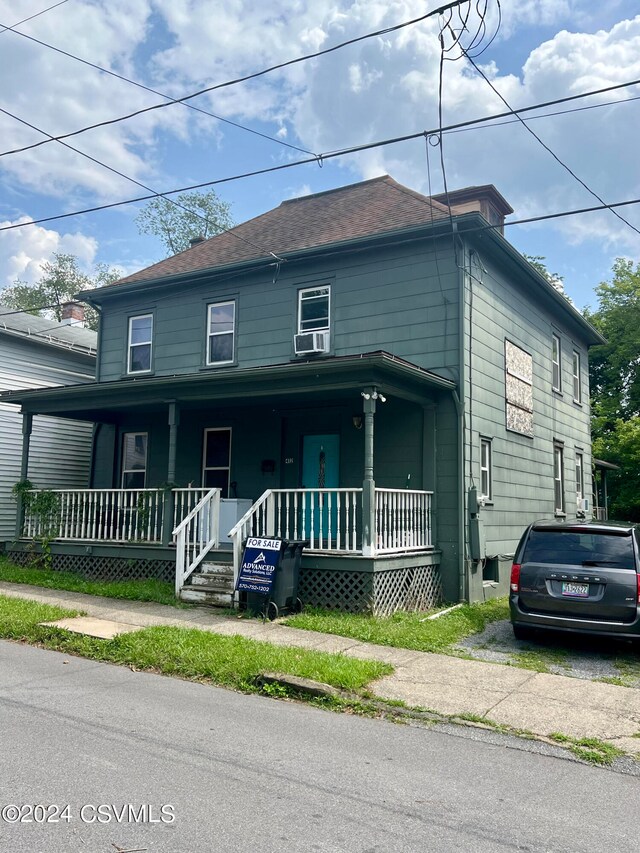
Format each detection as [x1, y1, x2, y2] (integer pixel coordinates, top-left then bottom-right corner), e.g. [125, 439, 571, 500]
[577, 497, 590, 512]
[294, 331, 328, 355]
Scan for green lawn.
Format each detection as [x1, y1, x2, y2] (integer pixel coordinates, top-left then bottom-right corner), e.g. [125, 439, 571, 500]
[0, 595, 390, 693]
[0, 557, 179, 607]
[284, 598, 510, 653]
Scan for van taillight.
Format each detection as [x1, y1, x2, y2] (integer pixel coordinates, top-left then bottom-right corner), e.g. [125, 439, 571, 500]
[510, 563, 521, 593]
[637, 573, 640, 603]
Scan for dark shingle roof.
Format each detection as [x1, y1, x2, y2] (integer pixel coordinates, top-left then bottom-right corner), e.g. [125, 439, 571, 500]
[0, 303, 97, 355]
[112, 175, 453, 287]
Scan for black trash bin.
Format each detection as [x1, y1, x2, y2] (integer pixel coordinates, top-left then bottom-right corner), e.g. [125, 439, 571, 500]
[240, 538, 307, 620]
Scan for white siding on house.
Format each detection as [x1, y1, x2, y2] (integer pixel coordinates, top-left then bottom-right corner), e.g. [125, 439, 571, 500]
[0, 332, 95, 543]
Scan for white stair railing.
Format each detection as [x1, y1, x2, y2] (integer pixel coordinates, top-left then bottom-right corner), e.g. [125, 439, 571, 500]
[173, 488, 221, 595]
[228, 490, 274, 588]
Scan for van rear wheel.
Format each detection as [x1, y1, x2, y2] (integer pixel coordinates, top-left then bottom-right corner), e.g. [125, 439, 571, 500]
[513, 624, 534, 642]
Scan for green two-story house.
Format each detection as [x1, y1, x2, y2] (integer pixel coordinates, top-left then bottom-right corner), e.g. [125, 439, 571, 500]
[3, 176, 604, 612]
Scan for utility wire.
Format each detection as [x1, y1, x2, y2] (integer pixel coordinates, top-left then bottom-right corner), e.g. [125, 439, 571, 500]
[1, 76, 639, 234]
[461, 49, 640, 238]
[0, 0, 469, 159]
[0, 0, 71, 35]
[0, 105, 284, 261]
[0, 15, 314, 156]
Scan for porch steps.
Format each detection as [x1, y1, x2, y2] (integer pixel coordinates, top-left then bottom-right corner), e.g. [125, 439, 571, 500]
[179, 561, 235, 607]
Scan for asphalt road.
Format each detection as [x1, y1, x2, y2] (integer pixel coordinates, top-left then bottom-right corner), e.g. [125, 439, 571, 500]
[0, 640, 638, 853]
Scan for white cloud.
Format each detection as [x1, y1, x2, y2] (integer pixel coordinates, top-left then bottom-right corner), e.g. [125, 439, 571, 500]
[0, 219, 98, 289]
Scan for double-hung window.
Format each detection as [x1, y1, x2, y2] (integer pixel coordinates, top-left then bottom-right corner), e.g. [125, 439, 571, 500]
[480, 438, 492, 501]
[572, 350, 581, 403]
[552, 333, 561, 392]
[207, 301, 235, 365]
[554, 443, 565, 515]
[202, 428, 231, 497]
[128, 315, 153, 373]
[298, 285, 330, 334]
[121, 432, 147, 488]
[575, 451, 584, 502]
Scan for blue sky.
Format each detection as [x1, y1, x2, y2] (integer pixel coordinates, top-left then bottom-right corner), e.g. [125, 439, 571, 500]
[1, 0, 639, 310]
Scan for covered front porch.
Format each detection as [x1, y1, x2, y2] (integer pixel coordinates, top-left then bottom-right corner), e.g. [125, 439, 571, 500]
[5, 352, 457, 612]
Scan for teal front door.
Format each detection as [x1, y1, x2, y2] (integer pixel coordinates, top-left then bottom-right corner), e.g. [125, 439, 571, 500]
[302, 434, 339, 541]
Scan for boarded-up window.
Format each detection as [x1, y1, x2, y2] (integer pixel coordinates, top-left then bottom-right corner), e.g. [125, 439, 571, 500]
[505, 340, 533, 436]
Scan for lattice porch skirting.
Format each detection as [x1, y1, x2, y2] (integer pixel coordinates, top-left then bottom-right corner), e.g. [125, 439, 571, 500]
[299, 563, 442, 616]
[6, 548, 174, 583]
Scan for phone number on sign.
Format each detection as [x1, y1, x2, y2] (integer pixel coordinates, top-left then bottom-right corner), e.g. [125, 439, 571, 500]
[1, 804, 176, 824]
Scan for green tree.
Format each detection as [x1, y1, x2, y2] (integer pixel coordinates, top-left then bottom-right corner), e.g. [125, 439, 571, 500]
[585, 258, 640, 430]
[523, 254, 569, 299]
[135, 189, 234, 256]
[593, 418, 640, 522]
[1, 254, 120, 332]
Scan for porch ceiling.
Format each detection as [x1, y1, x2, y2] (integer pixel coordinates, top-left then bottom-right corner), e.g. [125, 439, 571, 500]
[1, 351, 455, 422]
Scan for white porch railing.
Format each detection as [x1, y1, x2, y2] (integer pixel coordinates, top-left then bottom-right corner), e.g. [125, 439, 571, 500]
[22, 488, 166, 543]
[229, 487, 432, 586]
[173, 488, 221, 595]
[172, 488, 208, 532]
[375, 488, 433, 552]
[593, 506, 608, 521]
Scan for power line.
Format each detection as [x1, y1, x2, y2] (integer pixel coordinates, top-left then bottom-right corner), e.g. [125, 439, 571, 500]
[0, 0, 71, 35]
[0, 0, 470, 160]
[0, 15, 314, 156]
[0, 105, 284, 261]
[461, 49, 640, 238]
[2, 76, 639, 234]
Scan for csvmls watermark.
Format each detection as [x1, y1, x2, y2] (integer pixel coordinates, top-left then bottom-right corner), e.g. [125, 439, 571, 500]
[1, 804, 176, 824]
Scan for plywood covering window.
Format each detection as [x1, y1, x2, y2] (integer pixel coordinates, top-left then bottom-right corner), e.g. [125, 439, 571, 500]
[128, 314, 153, 373]
[121, 432, 147, 488]
[505, 340, 533, 437]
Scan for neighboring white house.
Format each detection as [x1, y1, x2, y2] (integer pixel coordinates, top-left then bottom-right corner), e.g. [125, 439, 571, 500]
[0, 303, 97, 543]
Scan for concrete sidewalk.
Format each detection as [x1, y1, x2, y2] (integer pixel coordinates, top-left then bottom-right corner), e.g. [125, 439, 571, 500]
[2, 581, 639, 755]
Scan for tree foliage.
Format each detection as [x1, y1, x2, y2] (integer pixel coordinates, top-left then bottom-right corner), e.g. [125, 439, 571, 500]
[1, 253, 120, 332]
[135, 189, 234, 256]
[586, 258, 640, 520]
[523, 254, 570, 300]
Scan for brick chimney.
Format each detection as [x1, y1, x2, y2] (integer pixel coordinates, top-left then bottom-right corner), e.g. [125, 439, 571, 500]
[61, 301, 86, 326]
[432, 185, 513, 234]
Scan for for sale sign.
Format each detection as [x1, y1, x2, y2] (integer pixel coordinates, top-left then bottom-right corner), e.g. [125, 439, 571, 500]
[236, 537, 282, 595]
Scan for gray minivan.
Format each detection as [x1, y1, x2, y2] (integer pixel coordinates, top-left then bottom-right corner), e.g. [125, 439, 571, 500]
[510, 521, 640, 640]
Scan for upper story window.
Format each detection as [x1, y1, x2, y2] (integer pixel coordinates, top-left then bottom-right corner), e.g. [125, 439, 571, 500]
[121, 432, 147, 488]
[480, 438, 492, 501]
[552, 333, 562, 392]
[505, 340, 533, 437]
[572, 350, 581, 403]
[207, 301, 235, 365]
[128, 314, 153, 373]
[298, 285, 330, 333]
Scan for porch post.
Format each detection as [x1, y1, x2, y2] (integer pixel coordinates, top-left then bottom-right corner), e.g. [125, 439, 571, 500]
[361, 387, 385, 556]
[162, 401, 180, 545]
[15, 412, 33, 539]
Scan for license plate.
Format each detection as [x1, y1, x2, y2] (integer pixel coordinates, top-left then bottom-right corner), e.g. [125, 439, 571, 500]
[562, 582, 589, 597]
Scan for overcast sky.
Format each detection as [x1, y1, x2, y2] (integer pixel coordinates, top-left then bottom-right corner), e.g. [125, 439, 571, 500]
[1, 0, 639, 310]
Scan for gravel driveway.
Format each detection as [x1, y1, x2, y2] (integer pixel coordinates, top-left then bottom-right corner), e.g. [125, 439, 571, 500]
[454, 619, 640, 687]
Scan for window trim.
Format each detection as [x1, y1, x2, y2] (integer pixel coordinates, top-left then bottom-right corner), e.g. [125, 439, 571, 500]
[480, 437, 493, 501]
[121, 431, 148, 489]
[206, 300, 236, 367]
[572, 350, 582, 403]
[554, 443, 565, 515]
[297, 284, 330, 335]
[575, 450, 584, 502]
[552, 333, 562, 392]
[202, 427, 232, 498]
[127, 314, 153, 375]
